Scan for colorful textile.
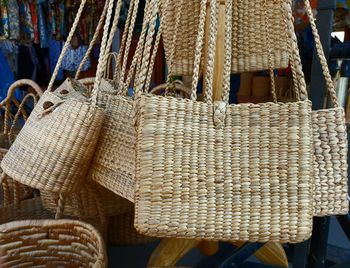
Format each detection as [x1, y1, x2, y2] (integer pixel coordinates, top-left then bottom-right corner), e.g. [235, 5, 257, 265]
[0, 0, 9, 39]
[7, 0, 19, 39]
[61, 43, 91, 72]
[19, 0, 34, 43]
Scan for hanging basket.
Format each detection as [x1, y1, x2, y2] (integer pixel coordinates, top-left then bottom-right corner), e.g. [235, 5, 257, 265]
[0, 219, 107, 267]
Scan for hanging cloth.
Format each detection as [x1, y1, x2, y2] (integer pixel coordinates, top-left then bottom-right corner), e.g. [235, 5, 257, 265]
[0, 0, 9, 39]
[7, 0, 19, 40]
[18, 0, 34, 43]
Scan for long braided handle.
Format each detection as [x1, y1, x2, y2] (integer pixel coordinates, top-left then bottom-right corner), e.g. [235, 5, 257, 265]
[123, 0, 153, 93]
[118, 0, 140, 87]
[47, 0, 88, 92]
[304, 0, 340, 107]
[92, 0, 120, 104]
[75, 0, 110, 80]
[190, 0, 209, 101]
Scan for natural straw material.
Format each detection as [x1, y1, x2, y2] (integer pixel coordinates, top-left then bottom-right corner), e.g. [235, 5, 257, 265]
[1, 90, 104, 193]
[40, 180, 133, 218]
[134, 0, 314, 243]
[294, 0, 348, 216]
[161, 0, 289, 75]
[0, 219, 107, 267]
[91, 0, 152, 202]
[1, 0, 105, 194]
[108, 211, 157, 246]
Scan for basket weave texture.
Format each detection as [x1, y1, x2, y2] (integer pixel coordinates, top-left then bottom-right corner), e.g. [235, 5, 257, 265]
[134, 96, 314, 243]
[161, 0, 289, 75]
[1, 90, 104, 193]
[0, 219, 107, 267]
[40, 180, 133, 218]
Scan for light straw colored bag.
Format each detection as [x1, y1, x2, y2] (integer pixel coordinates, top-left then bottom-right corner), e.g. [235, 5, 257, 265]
[134, 0, 314, 243]
[90, 0, 156, 202]
[0, 0, 104, 194]
[289, 0, 348, 216]
[0, 219, 107, 267]
[160, 0, 290, 76]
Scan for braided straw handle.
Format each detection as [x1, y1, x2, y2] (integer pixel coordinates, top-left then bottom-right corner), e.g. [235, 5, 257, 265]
[303, 0, 340, 107]
[2, 79, 42, 139]
[92, 0, 125, 102]
[47, 0, 88, 92]
[75, 0, 110, 80]
[190, 0, 210, 101]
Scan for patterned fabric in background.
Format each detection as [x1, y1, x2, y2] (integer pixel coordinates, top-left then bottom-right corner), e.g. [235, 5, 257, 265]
[7, 0, 19, 39]
[19, 0, 34, 43]
[61, 43, 91, 72]
[0, 0, 9, 39]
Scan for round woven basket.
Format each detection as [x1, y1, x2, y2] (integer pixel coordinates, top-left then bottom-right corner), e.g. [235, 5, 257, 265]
[40, 180, 133, 218]
[108, 211, 157, 246]
[0, 219, 107, 267]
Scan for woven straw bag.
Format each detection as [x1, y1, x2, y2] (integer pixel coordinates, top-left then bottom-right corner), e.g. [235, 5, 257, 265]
[0, 79, 43, 206]
[40, 180, 133, 218]
[287, 1, 348, 216]
[0, 0, 105, 194]
[160, 0, 290, 75]
[0, 219, 107, 267]
[108, 211, 157, 246]
[90, 0, 156, 202]
[134, 0, 314, 243]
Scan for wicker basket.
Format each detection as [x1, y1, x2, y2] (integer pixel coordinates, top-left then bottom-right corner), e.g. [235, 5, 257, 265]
[0, 219, 107, 267]
[1, 0, 105, 194]
[160, 0, 290, 75]
[108, 211, 157, 246]
[287, 0, 348, 216]
[90, 0, 159, 202]
[134, 0, 314, 243]
[40, 180, 133, 218]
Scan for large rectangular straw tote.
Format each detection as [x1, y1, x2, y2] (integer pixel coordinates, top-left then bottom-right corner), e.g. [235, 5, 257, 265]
[0, 220, 107, 267]
[0, 0, 104, 194]
[134, 0, 314, 243]
[290, 0, 348, 216]
[160, 0, 290, 76]
[90, 0, 156, 202]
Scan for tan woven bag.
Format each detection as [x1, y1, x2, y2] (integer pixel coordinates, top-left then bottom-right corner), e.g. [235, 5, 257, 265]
[160, 0, 290, 76]
[0, 219, 107, 267]
[134, 0, 314, 243]
[0, 0, 104, 194]
[90, 0, 157, 202]
[287, 0, 348, 216]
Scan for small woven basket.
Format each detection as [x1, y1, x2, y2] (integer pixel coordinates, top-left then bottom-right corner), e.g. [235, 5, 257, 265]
[108, 211, 157, 246]
[0, 219, 107, 267]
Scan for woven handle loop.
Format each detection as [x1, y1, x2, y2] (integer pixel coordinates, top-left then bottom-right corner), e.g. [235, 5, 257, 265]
[47, 0, 88, 92]
[303, 0, 340, 107]
[92, 0, 124, 103]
